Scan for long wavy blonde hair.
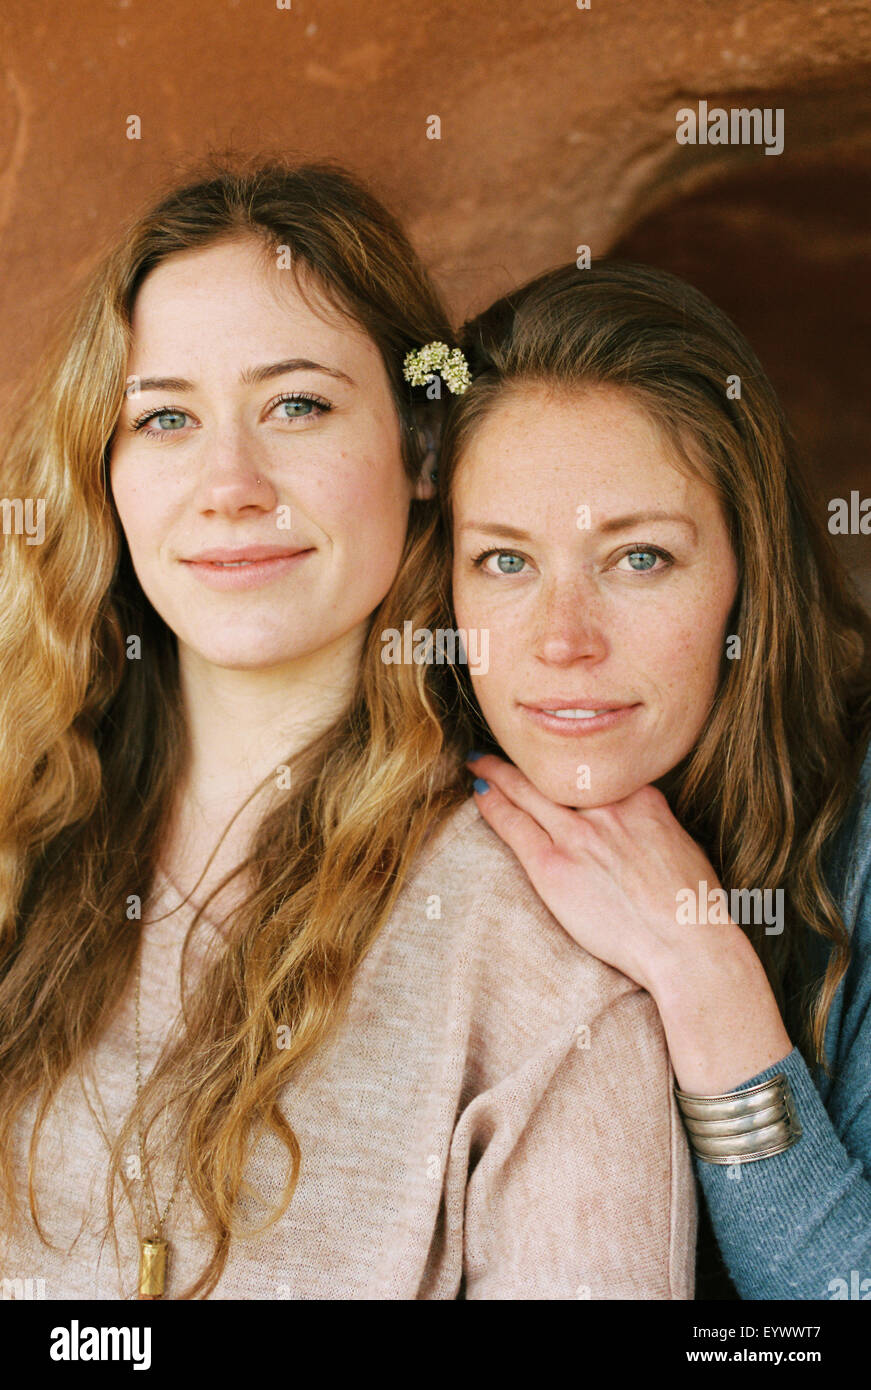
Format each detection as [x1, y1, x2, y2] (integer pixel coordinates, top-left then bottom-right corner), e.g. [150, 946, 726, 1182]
[432, 260, 871, 1069]
[0, 157, 468, 1297]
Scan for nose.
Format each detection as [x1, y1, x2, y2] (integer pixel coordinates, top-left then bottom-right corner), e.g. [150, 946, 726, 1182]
[192, 422, 279, 515]
[534, 575, 608, 667]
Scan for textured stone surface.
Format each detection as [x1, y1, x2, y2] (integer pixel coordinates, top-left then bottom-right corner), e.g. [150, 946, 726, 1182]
[0, 0, 869, 590]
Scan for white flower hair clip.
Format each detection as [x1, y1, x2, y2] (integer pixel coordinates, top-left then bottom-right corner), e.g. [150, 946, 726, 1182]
[403, 341, 472, 396]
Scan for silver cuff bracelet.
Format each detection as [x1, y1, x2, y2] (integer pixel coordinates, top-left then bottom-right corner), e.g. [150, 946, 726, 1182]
[674, 1072, 802, 1164]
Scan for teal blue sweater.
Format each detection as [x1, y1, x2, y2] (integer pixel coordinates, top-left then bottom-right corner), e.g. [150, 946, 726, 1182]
[694, 744, 871, 1299]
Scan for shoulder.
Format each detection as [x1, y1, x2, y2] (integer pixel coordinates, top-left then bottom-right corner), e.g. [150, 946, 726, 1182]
[392, 800, 677, 1171]
[401, 795, 642, 1024]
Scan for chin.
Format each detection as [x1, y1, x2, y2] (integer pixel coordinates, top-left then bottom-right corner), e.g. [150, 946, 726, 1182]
[519, 757, 652, 811]
[177, 634, 310, 670]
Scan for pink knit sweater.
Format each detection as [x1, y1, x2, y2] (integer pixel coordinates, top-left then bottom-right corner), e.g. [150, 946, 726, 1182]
[1, 797, 696, 1299]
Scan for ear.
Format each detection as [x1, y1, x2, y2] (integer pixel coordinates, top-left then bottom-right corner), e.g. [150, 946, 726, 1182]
[410, 403, 441, 500]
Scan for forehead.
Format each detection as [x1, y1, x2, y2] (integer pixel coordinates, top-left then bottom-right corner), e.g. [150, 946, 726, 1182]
[126, 237, 380, 374]
[454, 383, 709, 509]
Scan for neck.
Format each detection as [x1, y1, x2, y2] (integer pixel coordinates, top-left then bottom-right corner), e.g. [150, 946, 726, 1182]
[161, 623, 368, 887]
[180, 623, 365, 802]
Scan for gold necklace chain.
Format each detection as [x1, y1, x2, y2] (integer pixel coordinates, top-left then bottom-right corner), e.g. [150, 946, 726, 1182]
[134, 909, 185, 1299]
[133, 864, 227, 1297]
[134, 950, 184, 1234]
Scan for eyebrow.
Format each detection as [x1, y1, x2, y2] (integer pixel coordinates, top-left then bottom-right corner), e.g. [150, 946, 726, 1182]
[460, 511, 698, 540]
[598, 510, 698, 538]
[127, 359, 355, 395]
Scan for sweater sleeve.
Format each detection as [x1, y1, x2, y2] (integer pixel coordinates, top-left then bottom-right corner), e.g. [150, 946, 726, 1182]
[457, 987, 697, 1300]
[692, 1044, 871, 1299]
[693, 781, 871, 1300]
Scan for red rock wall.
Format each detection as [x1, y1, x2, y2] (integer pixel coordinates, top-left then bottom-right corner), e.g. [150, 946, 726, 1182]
[1, 0, 869, 592]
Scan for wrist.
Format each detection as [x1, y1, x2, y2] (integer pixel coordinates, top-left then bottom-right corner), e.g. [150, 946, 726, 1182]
[645, 924, 794, 1094]
[645, 917, 763, 1007]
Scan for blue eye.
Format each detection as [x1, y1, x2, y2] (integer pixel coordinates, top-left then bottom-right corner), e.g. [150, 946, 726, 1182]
[626, 550, 658, 570]
[616, 546, 672, 573]
[270, 392, 331, 421]
[155, 410, 186, 430]
[472, 549, 528, 575]
[134, 408, 189, 434]
[495, 553, 525, 574]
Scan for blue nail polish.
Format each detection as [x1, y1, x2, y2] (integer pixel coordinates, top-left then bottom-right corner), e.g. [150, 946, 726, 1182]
[467, 749, 483, 761]
[473, 778, 490, 794]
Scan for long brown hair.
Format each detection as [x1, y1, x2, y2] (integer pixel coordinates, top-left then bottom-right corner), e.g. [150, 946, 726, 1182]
[434, 259, 871, 1067]
[0, 157, 467, 1296]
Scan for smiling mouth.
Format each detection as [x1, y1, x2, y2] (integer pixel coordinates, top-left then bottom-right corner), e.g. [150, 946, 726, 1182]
[540, 708, 612, 719]
[519, 703, 640, 734]
[180, 549, 315, 589]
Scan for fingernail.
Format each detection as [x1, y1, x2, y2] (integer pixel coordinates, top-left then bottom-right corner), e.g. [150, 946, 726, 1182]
[473, 778, 490, 794]
[467, 750, 483, 761]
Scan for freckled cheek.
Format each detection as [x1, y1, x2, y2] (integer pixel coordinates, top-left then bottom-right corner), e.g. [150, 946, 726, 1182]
[111, 478, 177, 561]
[682, 592, 732, 676]
[453, 591, 504, 672]
[451, 575, 475, 632]
[313, 450, 410, 537]
[649, 617, 728, 736]
[111, 449, 183, 512]
[463, 608, 523, 723]
[323, 499, 408, 572]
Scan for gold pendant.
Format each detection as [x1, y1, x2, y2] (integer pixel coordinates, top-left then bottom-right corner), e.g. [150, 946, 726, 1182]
[138, 1236, 168, 1299]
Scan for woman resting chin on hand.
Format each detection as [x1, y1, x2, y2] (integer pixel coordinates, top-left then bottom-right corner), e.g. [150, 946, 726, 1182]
[437, 259, 871, 1302]
[462, 766, 792, 1100]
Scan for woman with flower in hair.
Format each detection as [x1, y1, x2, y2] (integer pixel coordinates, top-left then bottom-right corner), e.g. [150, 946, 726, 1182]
[0, 163, 694, 1299]
[434, 258, 871, 1301]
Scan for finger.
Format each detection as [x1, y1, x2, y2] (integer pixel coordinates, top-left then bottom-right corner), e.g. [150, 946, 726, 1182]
[470, 776, 556, 871]
[466, 752, 580, 845]
[607, 782, 673, 825]
[587, 783, 692, 853]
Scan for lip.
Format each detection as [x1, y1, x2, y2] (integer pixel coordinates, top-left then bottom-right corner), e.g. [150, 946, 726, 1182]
[180, 545, 315, 591]
[519, 701, 640, 736]
[183, 545, 311, 563]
